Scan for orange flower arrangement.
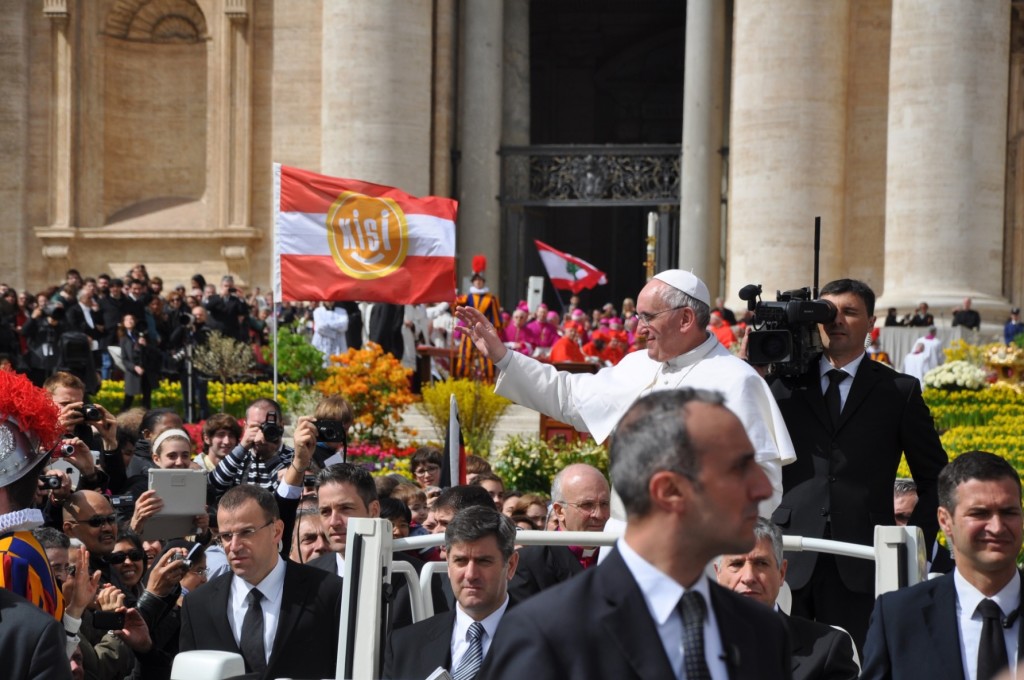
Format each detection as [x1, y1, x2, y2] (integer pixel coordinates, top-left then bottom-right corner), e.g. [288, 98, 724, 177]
[315, 342, 415, 445]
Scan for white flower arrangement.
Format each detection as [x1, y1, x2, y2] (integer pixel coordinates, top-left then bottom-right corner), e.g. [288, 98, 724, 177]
[923, 360, 987, 391]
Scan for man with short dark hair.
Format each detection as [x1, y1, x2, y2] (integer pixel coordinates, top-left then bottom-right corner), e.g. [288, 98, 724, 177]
[862, 451, 1022, 680]
[481, 389, 791, 680]
[179, 484, 343, 679]
[208, 398, 294, 495]
[430, 485, 498, 534]
[308, 463, 381, 575]
[716, 517, 859, 680]
[770, 278, 948, 649]
[308, 463, 438, 628]
[383, 506, 519, 679]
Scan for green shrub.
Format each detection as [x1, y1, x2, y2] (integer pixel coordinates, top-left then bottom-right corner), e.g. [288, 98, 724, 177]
[265, 324, 328, 384]
[493, 435, 608, 494]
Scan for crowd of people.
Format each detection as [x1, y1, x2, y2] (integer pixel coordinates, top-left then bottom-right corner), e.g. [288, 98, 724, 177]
[2, 263, 1021, 680]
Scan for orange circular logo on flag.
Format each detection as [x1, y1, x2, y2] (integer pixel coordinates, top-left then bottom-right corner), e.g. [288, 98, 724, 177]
[326, 192, 409, 279]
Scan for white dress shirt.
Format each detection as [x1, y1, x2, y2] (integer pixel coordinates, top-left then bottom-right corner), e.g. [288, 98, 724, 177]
[617, 538, 728, 680]
[450, 595, 510, 670]
[229, 556, 287, 663]
[818, 352, 867, 411]
[955, 568, 1020, 680]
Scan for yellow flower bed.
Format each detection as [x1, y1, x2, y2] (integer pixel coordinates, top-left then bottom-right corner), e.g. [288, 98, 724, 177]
[896, 385, 1024, 477]
[94, 379, 305, 418]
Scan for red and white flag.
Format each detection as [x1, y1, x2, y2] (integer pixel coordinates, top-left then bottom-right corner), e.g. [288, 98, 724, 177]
[274, 164, 457, 304]
[534, 239, 608, 294]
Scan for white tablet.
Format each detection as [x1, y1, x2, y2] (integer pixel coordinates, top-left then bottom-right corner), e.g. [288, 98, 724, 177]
[143, 469, 208, 541]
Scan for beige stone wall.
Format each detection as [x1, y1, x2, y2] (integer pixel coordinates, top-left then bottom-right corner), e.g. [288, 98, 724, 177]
[0, 3, 31, 289]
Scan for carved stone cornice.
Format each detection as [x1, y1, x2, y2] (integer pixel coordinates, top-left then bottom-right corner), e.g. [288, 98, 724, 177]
[225, 0, 249, 22]
[42, 0, 69, 19]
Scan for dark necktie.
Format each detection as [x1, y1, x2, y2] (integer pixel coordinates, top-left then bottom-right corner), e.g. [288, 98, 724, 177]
[680, 590, 711, 680]
[977, 598, 1009, 680]
[240, 588, 267, 675]
[452, 621, 484, 680]
[824, 369, 848, 427]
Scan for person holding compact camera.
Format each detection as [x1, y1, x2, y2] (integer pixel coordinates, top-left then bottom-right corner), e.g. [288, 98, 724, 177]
[208, 398, 294, 496]
[43, 371, 123, 495]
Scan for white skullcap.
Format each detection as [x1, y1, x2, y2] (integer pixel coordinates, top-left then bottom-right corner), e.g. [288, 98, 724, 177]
[652, 270, 711, 307]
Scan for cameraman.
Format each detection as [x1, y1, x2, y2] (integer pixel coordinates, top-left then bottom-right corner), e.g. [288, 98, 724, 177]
[22, 299, 68, 386]
[207, 398, 294, 496]
[767, 278, 947, 652]
[168, 305, 211, 422]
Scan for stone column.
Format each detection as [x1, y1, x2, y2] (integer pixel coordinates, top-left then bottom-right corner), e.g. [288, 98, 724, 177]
[46, 0, 74, 230]
[727, 0, 849, 304]
[880, 0, 1010, 313]
[457, 0, 503, 287]
[321, 0, 434, 196]
[0, 2, 30, 287]
[223, 0, 253, 230]
[431, 0, 457, 196]
[678, 0, 725, 295]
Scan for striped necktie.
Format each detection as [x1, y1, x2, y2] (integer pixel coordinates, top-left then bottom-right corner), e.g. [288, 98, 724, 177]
[453, 621, 484, 680]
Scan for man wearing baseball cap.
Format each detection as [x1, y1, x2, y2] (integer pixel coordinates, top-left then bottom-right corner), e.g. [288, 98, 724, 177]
[456, 269, 795, 512]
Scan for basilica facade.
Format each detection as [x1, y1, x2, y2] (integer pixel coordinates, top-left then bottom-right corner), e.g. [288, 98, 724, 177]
[1, 0, 1021, 321]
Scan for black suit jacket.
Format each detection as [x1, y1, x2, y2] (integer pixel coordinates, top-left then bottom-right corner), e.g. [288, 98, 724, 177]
[479, 548, 791, 680]
[179, 560, 343, 680]
[382, 609, 456, 680]
[507, 544, 583, 604]
[770, 357, 947, 593]
[0, 588, 72, 680]
[784, 612, 859, 680]
[861, 572, 967, 679]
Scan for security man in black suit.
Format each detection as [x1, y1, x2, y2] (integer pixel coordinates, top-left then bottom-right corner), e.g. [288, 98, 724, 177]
[716, 517, 859, 680]
[179, 484, 343, 679]
[480, 389, 791, 680]
[769, 279, 948, 650]
[862, 451, 1023, 680]
[383, 506, 519, 679]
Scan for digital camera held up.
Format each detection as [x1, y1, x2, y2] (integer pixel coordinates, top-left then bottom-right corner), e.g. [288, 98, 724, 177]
[260, 412, 284, 442]
[738, 284, 836, 377]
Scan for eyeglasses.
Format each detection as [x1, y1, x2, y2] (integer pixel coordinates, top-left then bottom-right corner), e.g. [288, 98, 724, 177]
[636, 305, 687, 327]
[217, 520, 274, 546]
[189, 567, 209, 577]
[73, 514, 118, 528]
[562, 500, 611, 515]
[414, 466, 440, 476]
[106, 549, 144, 565]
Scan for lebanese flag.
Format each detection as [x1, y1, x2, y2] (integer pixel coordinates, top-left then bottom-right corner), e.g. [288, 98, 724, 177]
[534, 239, 608, 294]
[274, 164, 457, 304]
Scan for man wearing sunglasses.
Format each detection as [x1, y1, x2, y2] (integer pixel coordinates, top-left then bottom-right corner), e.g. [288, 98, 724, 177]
[456, 269, 795, 512]
[62, 490, 119, 583]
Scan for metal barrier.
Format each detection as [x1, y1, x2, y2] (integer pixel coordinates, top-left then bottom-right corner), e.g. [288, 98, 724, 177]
[171, 521, 929, 680]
